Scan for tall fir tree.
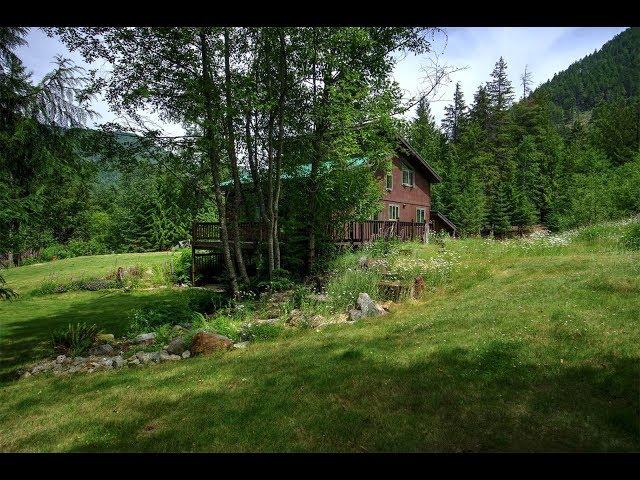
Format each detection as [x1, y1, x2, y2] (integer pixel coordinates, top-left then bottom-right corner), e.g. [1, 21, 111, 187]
[441, 82, 467, 142]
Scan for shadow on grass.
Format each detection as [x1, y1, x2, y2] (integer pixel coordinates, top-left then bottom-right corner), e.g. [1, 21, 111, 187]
[4, 335, 638, 452]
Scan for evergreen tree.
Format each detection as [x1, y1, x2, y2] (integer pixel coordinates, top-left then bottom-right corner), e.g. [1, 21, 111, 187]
[410, 98, 443, 168]
[441, 82, 467, 142]
[489, 183, 512, 237]
[451, 174, 487, 236]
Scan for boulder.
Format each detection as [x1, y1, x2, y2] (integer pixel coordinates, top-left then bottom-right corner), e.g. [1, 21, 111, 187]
[112, 355, 126, 368]
[233, 341, 249, 349]
[348, 309, 364, 322]
[55, 354, 67, 364]
[357, 293, 386, 317]
[159, 351, 181, 362]
[96, 333, 115, 343]
[134, 332, 156, 344]
[181, 350, 191, 359]
[190, 332, 234, 356]
[90, 343, 114, 356]
[166, 337, 186, 355]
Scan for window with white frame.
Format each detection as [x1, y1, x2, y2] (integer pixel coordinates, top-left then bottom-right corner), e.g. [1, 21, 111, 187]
[416, 207, 426, 224]
[386, 173, 393, 191]
[389, 204, 400, 220]
[401, 162, 414, 186]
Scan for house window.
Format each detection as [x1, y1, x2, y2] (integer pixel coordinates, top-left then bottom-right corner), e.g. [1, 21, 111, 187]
[386, 173, 393, 191]
[416, 207, 426, 224]
[389, 204, 400, 221]
[401, 162, 414, 186]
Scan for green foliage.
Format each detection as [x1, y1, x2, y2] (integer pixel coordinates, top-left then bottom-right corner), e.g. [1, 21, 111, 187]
[238, 321, 283, 342]
[127, 302, 198, 336]
[621, 222, 640, 250]
[50, 322, 101, 357]
[32, 277, 118, 296]
[0, 273, 17, 300]
[325, 266, 382, 311]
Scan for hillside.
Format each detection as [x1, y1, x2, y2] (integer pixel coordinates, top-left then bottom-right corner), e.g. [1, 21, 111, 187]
[535, 27, 640, 115]
[1, 218, 638, 451]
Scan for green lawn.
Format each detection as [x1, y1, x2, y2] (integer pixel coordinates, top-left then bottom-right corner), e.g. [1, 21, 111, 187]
[0, 224, 638, 452]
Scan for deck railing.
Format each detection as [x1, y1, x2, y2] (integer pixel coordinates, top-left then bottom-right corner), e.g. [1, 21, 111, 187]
[193, 220, 427, 248]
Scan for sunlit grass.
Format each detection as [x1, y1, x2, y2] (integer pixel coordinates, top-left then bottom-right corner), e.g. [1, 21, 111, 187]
[0, 219, 638, 451]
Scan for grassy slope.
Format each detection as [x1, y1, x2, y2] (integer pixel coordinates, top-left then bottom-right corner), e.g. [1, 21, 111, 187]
[0, 226, 638, 452]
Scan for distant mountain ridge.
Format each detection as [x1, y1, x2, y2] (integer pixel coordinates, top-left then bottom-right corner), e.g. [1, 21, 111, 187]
[535, 27, 640, 115]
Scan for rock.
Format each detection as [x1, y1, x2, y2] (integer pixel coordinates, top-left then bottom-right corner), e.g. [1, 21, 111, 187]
[128, 358, 140, 366]
[357, 293, 386, 317]
[181, 350, 191, 359]
[135, 351, 152, 364]
[233, 341, 249, 349]
[90, 343, 114, 356]
[73, 356, 86, 364]
[149, 351, 162, 363]
[348, 309, 364, 322]
[380, 300, 395, 312]
[21, 371, 31, 379]
[68, 365, 81, 374]
[190, 332, 234, 356]
[166, 337, 186, 355]
[55, 354, 67, 364]
[159, 351, 181, 362]
[307, 315, 327, 328]
[112, 356, 125, 368]
[96, 333, 115, 343]
[286, 309, 305, 327]
[134, 332, 156, 344]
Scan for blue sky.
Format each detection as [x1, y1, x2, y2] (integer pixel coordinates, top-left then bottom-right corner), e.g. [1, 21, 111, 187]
[18, 27, 628, 135]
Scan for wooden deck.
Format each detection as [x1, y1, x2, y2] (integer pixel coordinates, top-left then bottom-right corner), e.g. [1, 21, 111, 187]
[191, 220, 429, 284]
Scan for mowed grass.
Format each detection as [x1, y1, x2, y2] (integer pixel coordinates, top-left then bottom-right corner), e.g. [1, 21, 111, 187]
[0, 223, 639, 452]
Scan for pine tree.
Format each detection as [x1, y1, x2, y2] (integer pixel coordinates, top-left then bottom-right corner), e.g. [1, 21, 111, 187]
[510, 185, 537, 232]
[487, 57, 515, 114]
[469, 85, 491, 133]
[410, 98, 442, 168]
[452, 175, 487, 236]
[489, 183, 511, 237]
[441, 82, 468, 142]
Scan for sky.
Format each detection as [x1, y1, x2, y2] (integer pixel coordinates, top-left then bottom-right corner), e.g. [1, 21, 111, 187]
[18, 27, 628, 135]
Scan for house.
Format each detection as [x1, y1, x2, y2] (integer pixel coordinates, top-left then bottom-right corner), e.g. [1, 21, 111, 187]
[374, 137, 444, 228]
[191, 136, 456, 281]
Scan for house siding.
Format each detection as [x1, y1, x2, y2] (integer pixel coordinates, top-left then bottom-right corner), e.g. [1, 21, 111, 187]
[376, 155, 431, 223]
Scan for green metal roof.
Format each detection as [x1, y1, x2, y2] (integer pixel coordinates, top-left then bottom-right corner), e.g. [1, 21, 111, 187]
[221, 157, 368, 187]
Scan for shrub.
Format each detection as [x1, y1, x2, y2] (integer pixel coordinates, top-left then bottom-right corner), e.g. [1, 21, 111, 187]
[621, 222, 640, 250]
[50, 323, 101, 357]
[0, 273, 17, 301]
[127, 301, 198, 336]
[172, 249, 192, 285]
[40, 243, 70, 261]
[204, 315, 241, 341]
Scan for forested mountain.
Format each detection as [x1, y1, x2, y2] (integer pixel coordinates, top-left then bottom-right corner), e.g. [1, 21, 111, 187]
[535, 27, 640, 117]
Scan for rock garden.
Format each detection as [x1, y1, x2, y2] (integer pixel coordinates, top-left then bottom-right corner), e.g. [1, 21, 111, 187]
[18, 244, 438, 380]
